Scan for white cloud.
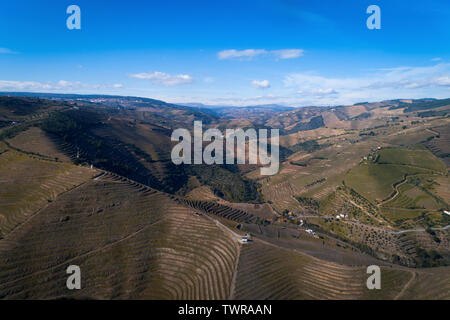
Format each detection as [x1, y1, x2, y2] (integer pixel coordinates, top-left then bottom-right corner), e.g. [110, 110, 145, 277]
[251, 80, 271, 89]
[129, 71, 194, 86]
[283, 62, 450, 105]
[218, 48, 304, 60]
[431, 57, 442, 62]
[218, 49, 267, 60]
[0, 80, 53, 91]
[179, 62, 448, 107]
[0, 80, 124, 91]
[272, 49, 304, 59]
[154, 63, 450, 107]
[308, 88, 338, 97]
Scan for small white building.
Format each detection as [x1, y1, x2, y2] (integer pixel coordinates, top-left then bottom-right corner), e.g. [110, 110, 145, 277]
[241, 234, 250, 243]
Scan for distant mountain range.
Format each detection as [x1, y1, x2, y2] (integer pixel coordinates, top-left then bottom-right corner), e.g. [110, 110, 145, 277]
[0, 92, 443, 111]
[179, 102, 294, 110]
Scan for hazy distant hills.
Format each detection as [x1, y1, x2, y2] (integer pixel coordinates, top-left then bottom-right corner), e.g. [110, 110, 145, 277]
[180, 102, 294, 110]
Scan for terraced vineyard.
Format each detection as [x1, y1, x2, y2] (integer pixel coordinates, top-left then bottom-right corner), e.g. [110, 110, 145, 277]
[344, 147, 448, 222]
[1, 170, 448, 299]
[6, 127, 71, 162]
[234, 240, 425, 300]
[426, 125, 450, 166]
[400, 267, 450, 300]
[261, 137, 380, 213]
[185, 186, 221, 201]
[434, 176, 450, 203]
[0, 174, 240, 299]
[0, 144, 96, 238]
[377, 148, 446, 173]
[178, 199, 257, 224]
[345, 164, 431, 203]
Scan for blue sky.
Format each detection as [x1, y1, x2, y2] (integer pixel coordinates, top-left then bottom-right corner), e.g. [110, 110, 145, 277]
[1, 0, 450, 106]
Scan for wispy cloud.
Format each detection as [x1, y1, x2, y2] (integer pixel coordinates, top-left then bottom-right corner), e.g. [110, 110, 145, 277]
[283, 63, 450, 105]
[272, 49, 304, 59]
[143, 62, 450, 107]
[173, 62, 450, 107]
[0, 80, 123, 91]
[0, 48, 18, 54]
[297, 88, 338, 97]
[218, 49, 267, 60]
[129, 71, 194, 86]
[217, 48, 304, 60]
[251, 80, 271, 89]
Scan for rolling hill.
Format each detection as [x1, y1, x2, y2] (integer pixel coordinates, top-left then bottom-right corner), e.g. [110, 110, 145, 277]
[0, 93, 449, 300]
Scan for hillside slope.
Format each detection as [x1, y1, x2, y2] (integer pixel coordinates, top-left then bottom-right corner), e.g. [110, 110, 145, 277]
[0, 173, 240, 299]
[1, 172, 448, 300]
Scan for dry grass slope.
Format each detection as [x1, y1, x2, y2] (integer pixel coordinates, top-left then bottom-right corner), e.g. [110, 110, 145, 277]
[0, 174, 240, 299]
[234, 240, 447, 300]
[6, 127, 71, 162]
[0, 146, 96, 238]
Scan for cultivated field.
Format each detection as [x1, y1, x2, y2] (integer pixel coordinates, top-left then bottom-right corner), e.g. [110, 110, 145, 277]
[6, 126, 71, 162]
[0, 174, 240, 299]
[0, 143, 96, 238]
